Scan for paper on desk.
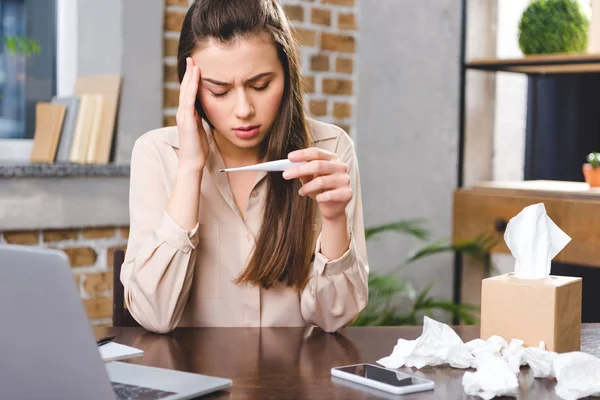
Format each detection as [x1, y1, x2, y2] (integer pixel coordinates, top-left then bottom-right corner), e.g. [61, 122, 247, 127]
[504, 203, 571, 279]
[99, 342, 144, 362]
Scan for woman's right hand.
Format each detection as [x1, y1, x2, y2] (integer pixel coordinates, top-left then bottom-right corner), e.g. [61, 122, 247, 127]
[176, 57, 209, 172]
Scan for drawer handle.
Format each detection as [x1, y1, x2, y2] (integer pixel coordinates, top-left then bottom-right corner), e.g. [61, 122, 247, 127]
[495, 218, 508, 233]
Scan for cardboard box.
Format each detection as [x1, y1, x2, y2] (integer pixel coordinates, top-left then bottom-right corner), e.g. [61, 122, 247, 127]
[480, 273, 582, 353]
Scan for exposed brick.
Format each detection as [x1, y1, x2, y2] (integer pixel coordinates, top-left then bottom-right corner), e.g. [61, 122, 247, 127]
[83, 272, 113, 298]
[293, 28, 317, 46]
[323, 0, 355, 5]
[82, 228, 117, 239]
[338, 13, 357, 30]
[164, 87, 180, 108]
[165, 38, 179, 57]
[84, 297, 112, 320]
[165, 11, 186, 32]
[43, 229, 78, 242]
[309, 100, 328, 116]
[336, 124, 351, 134]
[311, 8, 331, 26]
[310, 54, 330, 71]
[107, 245, 127, 268]
[164, 63, 179, 83]
[3, 231, 39, 245]
[303, 75, 315, 93]
[321, 32, 355, 53]
[166, 0, 189, 5]
[333, 102, 352, 119]
[322, 78, 353, 95]
[64, 247, 97, 268]
[336, 57, 354, 74]
[164, 115, 177, 127]
[120, 227, 130, 239]
[284, 5, 304, 22]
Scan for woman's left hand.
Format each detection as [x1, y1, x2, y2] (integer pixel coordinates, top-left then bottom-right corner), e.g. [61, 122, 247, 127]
[283, 148, 352, 221]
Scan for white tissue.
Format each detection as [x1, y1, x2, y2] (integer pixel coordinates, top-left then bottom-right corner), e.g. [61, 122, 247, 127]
[522, 347, 557, 378]
[377, 316, 474, 369]
[378, 317, 600, 399]
[504, 203, 571, 279]
[376, 338, 418, 369]
[462, 353, 519, 400]
[554, 352, 600, 400]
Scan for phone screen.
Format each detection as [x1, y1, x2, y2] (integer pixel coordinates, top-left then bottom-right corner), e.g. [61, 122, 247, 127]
[336, 365, 426, 387]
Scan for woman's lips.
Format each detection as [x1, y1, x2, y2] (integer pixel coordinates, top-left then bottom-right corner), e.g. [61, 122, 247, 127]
[233, 125, 261, 139]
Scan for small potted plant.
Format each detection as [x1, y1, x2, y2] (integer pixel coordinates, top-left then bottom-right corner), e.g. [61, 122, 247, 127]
[518, 0, 589, 55]
[583, 152, 600, 187]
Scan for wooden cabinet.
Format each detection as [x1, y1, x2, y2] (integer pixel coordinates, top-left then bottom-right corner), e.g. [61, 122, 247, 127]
[453, 180, 600, 306]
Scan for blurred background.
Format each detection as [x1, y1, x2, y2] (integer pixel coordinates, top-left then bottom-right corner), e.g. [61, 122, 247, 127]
[0, 0, 599, 327]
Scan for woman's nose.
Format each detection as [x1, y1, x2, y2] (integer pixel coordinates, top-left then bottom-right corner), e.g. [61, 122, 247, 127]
[234, 91, 255, 119]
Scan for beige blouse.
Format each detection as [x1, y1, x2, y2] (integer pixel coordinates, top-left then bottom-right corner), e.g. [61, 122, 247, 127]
[121, 119, 369, 333]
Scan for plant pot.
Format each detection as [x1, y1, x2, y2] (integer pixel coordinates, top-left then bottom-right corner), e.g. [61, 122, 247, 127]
[583, 163, 600, 187]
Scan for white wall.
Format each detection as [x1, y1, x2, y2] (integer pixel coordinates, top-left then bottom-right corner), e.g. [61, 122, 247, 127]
[357, 0, 462, 305]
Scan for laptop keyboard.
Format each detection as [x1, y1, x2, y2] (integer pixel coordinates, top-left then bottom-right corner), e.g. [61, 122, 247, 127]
[112, 381, 177, 400]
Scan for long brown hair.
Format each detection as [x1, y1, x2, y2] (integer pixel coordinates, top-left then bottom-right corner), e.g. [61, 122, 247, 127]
[177, 0, 315, 291]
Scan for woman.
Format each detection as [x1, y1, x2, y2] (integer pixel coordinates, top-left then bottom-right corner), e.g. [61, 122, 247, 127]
[121, 0, 369, 333]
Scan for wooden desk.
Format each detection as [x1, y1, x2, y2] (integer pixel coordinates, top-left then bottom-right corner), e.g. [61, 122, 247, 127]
[95, 325, 600, 399]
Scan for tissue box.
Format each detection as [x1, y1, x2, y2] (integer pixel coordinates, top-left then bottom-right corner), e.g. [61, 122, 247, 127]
[480, 273, 582, 353]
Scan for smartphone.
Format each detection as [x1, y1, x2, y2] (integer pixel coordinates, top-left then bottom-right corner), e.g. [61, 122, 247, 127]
[331, 363, 434, 395]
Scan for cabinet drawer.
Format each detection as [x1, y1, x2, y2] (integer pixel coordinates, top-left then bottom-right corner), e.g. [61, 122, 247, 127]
[453, 189, 566, 260]
[561, 200, 600, 267]
[453, 188, 600, 267]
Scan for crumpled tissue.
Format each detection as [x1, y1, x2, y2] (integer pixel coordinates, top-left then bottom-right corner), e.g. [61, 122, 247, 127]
[554, 352, 600, 400]
[377, 316, 474, 369]
[462, 353, 518, 400]
[377, 316, 600, 400]
[504, 202, 571, 280]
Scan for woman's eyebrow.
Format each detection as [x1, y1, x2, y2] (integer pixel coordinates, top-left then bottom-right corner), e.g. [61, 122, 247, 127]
[202, 72, 273, 86]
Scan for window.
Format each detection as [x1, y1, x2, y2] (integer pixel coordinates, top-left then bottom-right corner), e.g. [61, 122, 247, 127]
[0, 0, 56, 139]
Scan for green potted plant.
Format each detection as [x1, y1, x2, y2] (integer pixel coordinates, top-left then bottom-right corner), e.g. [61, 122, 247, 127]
[583, 152, 600, 187]
[518, 0, 589, 55]
[352, 219, 496, 326]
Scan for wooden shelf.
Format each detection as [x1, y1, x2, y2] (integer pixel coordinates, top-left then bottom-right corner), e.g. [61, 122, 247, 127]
[467, 53, 600, 74]
[471, 180, 600, 199]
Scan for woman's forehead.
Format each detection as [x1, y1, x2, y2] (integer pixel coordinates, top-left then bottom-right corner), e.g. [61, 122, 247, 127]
[191, 33, 281, 81]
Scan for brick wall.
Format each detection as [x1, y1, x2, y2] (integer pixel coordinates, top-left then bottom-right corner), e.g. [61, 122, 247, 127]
[0, 227, 128, 326]
[163, 0, 359, 136]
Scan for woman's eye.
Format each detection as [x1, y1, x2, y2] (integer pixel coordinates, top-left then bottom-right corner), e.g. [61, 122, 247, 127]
[253, 83, 270, 92]
[210, 91, 229, 98]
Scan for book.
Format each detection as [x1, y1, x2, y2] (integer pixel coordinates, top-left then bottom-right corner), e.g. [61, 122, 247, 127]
[30, 103, 66, 163]
[85, 96, 106, 163]
[51, 96, 80, 163]
[69, 94, 103, 164]
[74, 75, 122, 164]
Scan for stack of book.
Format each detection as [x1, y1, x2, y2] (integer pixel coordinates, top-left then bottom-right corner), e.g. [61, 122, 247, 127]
[30, 75, 122, 165]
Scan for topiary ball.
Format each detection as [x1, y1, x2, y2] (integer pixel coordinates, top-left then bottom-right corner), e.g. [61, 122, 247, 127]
[518, 0, 589, 55]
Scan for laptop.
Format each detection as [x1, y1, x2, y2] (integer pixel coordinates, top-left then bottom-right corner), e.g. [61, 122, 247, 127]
[0, 244, 232, 400]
